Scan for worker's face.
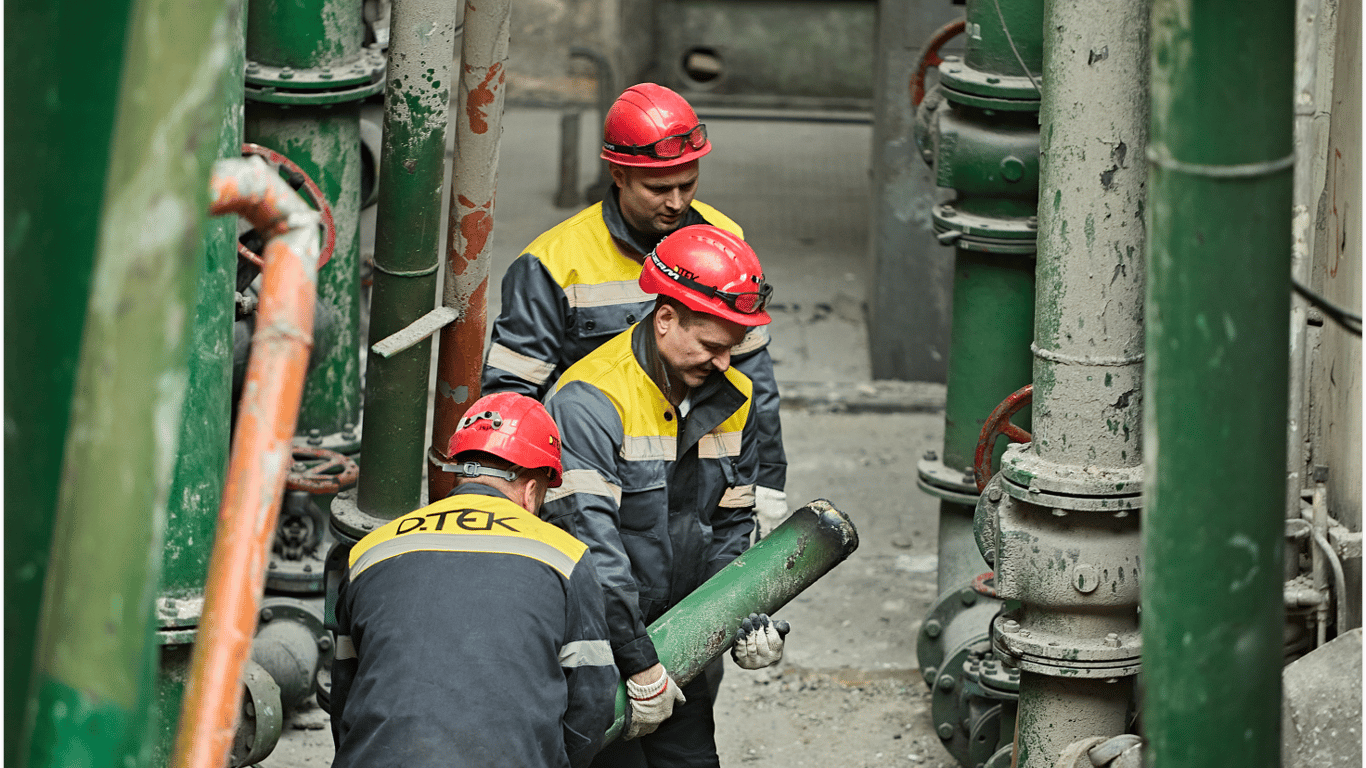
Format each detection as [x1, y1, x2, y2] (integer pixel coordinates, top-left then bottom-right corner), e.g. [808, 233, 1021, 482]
[611, 162, 700, 236]
[655, 304, 748, 389]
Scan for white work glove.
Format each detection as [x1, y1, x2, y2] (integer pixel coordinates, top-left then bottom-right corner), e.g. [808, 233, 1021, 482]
[754, 487, 789, 540]
[731, 613, 788, 670]
[625, 666, 686, 740]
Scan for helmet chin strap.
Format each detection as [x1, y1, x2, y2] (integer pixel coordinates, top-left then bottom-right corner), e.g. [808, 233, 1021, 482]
[448, 461, 520, 483]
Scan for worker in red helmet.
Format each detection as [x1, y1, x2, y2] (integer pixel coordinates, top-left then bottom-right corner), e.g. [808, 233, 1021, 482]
[483, 83, 791, 543]
[330, 392, 616, 768]
[542, 225, 791, 768]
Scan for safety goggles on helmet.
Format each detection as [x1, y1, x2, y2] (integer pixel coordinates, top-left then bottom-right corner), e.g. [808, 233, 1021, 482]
[647, 249, 773, 315]
[603, 124, 707, 161]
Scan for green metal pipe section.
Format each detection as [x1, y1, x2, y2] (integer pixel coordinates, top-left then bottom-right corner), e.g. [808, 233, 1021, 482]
[604, 500, 859, 742]
[244, 0, 378, 447]
[18, 0, 236, 760]
[355, 0, 459, 519]
[3, 0, 135, 758]
[151, 3, 246, 763]
[1143, 0, 1293, 764]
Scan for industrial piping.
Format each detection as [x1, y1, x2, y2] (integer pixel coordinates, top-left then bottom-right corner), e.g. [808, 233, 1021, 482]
[976, 0, 1149, 763]
[1142, 0, 1294, 764]
[171, 156, 321, 768]
[354, 0, 460, 521]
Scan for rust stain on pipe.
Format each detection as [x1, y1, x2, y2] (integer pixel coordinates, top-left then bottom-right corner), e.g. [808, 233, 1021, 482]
[465, 62, 504, 135]
[171, 157, 320, 768]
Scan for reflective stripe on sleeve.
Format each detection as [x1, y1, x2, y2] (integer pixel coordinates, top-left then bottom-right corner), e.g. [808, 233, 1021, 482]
[334, 634, 357, 660]
[351, 532, 579, 580]
[620, 434, 676, 463]
[486, 342, 556, 385]
[545, 469, 623, 505]
[719, 484, 757, 508]
[564, 280, 649, 309]
[697, 430, 742, 459]
[559, 639, 614, 668]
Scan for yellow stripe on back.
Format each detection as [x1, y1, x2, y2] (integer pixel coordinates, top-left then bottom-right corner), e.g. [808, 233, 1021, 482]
[349, 494, 587, 568]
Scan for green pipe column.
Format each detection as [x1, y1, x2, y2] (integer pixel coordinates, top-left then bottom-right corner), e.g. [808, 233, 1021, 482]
[604, 500, 860, 742]
[151, 2, 246, 764]
[915, 0, 1042, 595]
[18, 0, 235, 761]
[1143, 0, 1292, 765]
[914, 2, 1040, 764]
[3, 0, 135, 759]
[244, 0, 385, 449]
[355, 0, 459, 519]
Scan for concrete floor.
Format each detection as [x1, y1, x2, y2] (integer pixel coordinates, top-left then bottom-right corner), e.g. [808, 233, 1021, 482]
[259, 104, 953, 767]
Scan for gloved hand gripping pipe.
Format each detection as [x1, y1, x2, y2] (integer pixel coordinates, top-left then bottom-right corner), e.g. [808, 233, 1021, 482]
[604, 499, 859, 742]
[170, 156, 321, 768]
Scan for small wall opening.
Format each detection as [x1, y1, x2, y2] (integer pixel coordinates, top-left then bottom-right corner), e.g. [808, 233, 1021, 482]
[680, 47, 725, 88]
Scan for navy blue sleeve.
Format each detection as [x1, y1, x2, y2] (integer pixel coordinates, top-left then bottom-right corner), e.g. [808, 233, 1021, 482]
[561, 557, 619, 768]
[732, 333, 787, 492]
[706, 404, 759, 580]
[484, 253, 569, 399]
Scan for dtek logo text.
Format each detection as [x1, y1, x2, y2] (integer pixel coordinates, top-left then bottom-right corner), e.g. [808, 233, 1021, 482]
[395, 508, 520, 534]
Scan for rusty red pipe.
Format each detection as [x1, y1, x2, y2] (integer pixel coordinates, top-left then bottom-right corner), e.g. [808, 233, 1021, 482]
[427, 0, 513, 502]
[170, 156, 320, 768]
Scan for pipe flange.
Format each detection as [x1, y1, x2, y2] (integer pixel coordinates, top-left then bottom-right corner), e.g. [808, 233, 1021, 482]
[156, 595, 206, 631]
[916, 583, 1001, 687]
[258, 596, 326, 641]
[917, 456, 979, 504]
[999, 443, 1143, 511]
[992, 615, 1141, 678]
[329, 488, 389, 545]
[975, 656, 1020, 697]
[232, 660, 283, 767]
[938, 56, 1041, 109]
[931, 638, 993, 766]
[293, 419, 363, 458]
[245, 45, 386, 105]
[932, 204, 1038, 255]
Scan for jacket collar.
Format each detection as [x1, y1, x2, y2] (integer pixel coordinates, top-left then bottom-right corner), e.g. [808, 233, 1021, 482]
[446, 482, 515, 504]
[602, 184, 713, 258]
[630, 318, 747, 450]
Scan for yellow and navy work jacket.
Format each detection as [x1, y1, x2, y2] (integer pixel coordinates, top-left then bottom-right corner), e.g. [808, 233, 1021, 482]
[483, 186, 787, 493]
[329, 485, 616, 768]
[542, 323, 759, 677]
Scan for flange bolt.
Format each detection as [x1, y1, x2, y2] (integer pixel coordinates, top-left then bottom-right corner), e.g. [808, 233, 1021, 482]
[924, 620, 943, 639]
[938, 723, 955, 740]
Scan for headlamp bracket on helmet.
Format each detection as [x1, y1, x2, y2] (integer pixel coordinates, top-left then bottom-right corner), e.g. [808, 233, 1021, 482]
[446, 460, 520, 482]
[459, 410, 504, 430]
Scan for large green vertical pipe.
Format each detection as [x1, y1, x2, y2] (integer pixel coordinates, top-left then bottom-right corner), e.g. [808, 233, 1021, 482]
[245, 0, 366, 442]
[1144, 0, 1292, 766]
[18, 0, 235, 761]
[355, 0, 458, 519]
[3, 0, 135, 759]
[151, 4, 246, 764]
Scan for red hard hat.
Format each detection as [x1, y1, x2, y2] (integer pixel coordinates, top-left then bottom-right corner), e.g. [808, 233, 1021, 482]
[640, 225, 772, 326]
[601, 83, 712, 168]
[447, 393, 563, 487]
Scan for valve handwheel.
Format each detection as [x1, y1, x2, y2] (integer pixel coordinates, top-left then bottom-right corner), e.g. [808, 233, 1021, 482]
[287, 446, 359, 494]
[910, 19, 967, 107]
[973, 384, 1032, 492]
[237, 143, 336, 271]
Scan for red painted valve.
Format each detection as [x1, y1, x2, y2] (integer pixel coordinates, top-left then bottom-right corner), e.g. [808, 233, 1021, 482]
[237, 143, 336, 271]
[910, 19, 966, 107]
[973, 384, 1032, 492]
[286, 446, 359, 494]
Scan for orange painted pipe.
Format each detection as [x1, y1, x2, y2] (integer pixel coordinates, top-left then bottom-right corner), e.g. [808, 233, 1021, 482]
[170, 157, 321, 768]
[427, 0, 513, 503]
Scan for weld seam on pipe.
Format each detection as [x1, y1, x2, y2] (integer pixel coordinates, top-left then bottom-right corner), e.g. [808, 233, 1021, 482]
[1146, 148, 1295, 178]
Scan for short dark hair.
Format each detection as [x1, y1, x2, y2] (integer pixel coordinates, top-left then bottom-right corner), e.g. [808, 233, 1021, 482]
[655, 295, 700, 328]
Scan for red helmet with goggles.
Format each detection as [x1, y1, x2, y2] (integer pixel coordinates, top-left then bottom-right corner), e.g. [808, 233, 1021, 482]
[639, 225, 773, 327]
[601, 84, 712, 169]
[447, 392, 563, 487]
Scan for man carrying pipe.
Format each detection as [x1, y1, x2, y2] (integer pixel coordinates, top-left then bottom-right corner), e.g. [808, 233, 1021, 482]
[329, 393, 617, 768]
[542, 225, 791, 768]
[482, 84, 790, 538]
